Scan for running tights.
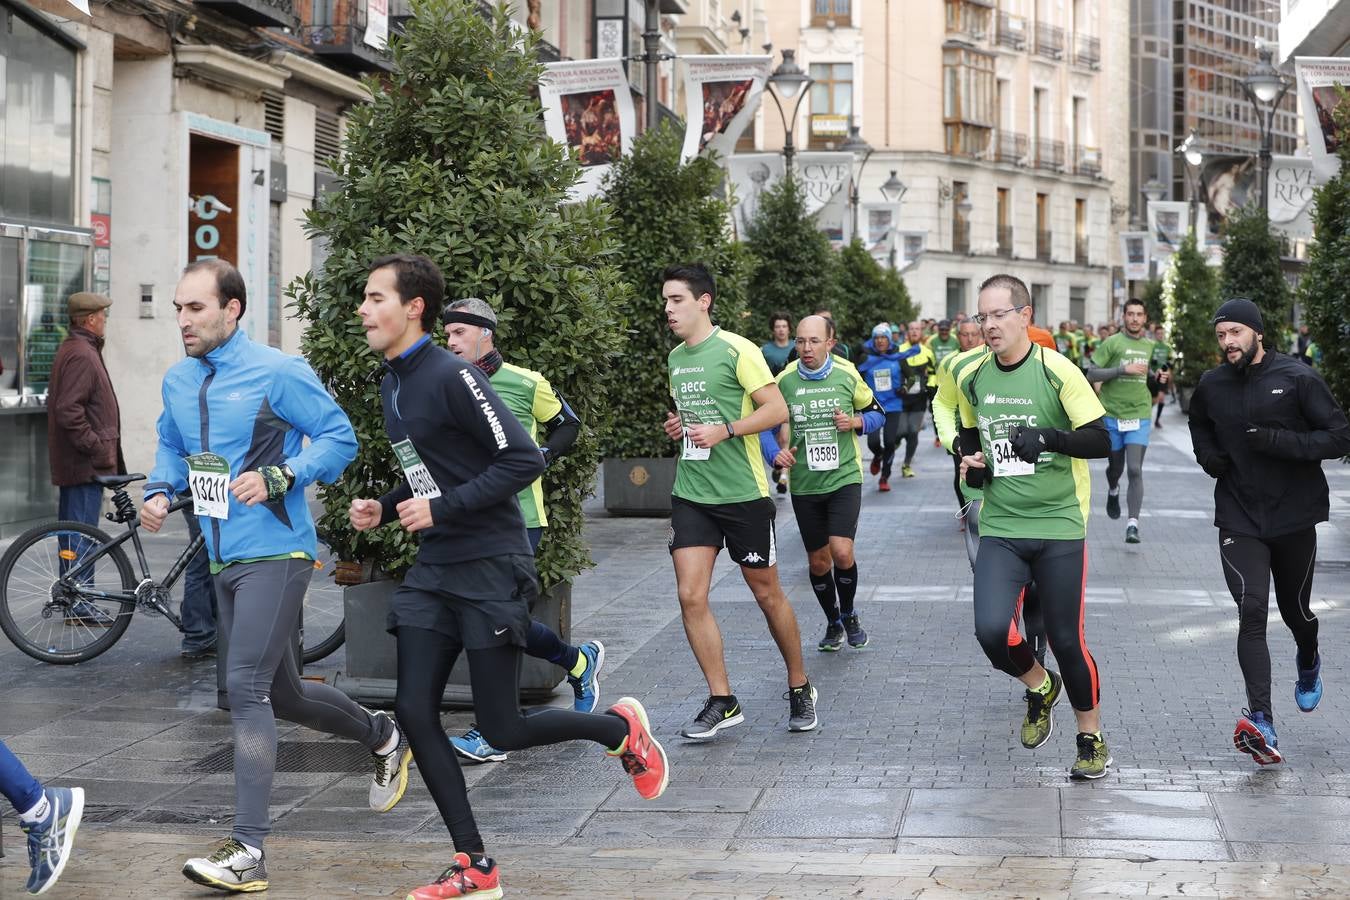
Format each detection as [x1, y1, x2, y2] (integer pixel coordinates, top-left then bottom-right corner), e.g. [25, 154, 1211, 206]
[867, 412, 902, 478]
[217, 558, 388, 848]
[973, 536, 1099, 711]
[393, 627, 628, 853]
[1105, 444, 1147, 520]
[0, 739, 42, 814]
[898, 409, 924, 466]
[1219, 527, 1320, 720]
[961, 505, 1046, 665]
[524, 527, 581, 672]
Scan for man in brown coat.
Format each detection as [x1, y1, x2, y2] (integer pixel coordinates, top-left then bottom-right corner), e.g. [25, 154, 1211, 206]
[47, 292, 123, 626]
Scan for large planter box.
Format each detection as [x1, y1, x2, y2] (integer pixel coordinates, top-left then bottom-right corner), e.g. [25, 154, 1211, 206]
[335, 576, 571, 709]
[1177, 385, 1195, 415]
[602, 457, 677, 516]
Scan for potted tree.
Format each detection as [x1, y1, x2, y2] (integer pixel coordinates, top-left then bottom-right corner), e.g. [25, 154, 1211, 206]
[290, 0, 627, 704]
[598, 122, 750, 515]
[1300, 87, 1350, 417]
[1220, 204, 1291, 354]
[743, 176, 845, 340]
[1162, 231, 1220, 413]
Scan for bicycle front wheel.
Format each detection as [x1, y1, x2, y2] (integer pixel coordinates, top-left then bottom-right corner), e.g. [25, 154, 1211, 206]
[0, 520, 137, 663]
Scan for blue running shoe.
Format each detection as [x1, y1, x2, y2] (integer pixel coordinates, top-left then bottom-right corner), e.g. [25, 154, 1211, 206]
[1233, 710, 1282, 766]
[23, 786, 84, 895]
[569, 640, 605, 713]
[449, 727, 508, 764]
[1296, 654, 1323, 712]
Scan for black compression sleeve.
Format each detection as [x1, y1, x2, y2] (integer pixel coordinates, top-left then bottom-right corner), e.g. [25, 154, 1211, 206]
[1055, 418, 1111, 459]
[958, 425, 982, 458]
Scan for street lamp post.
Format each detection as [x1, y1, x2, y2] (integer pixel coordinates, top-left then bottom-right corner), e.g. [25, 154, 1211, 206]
[642, 0, 662, 132]
[765, 49, 812, 174]
[1175, 129, 1204, 233]
[839, 119, 874, 242]
[1241, 44, 1291, 213]
[879, 169, 907, 269]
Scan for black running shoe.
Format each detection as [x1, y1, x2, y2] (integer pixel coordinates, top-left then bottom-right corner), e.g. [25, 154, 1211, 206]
[681, 695, 744, 740]
[1106, 492, 1120, 520]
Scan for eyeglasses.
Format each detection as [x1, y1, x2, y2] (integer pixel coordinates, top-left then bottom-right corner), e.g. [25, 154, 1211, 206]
[974, 306, 1027, 326]
[794, 337, 829, 347]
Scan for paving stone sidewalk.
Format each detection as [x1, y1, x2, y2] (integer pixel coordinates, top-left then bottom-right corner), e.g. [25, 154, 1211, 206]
[1, 400, 1349, 895]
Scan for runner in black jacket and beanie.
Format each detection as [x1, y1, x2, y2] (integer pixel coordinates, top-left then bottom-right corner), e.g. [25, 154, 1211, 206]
[1188, 297, 1350, 767]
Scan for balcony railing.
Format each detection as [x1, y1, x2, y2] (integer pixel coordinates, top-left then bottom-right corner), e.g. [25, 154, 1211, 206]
[198, 0, 296, 28]
[1074, 34, 1101, 69]
[996, 11, 1027, 49]
[997, 225, 1013, 257]
[1036, 229, 1052, 262]
[1074, 144, 1102, 177]
[1075, 236, 1089, 265]
[993, 129, 1027, 164]
[1035, 22, 1064, 59]
[953, 220, 971, 255]
[1034, 138, 1065, 171]
[300, 21, 394, 72]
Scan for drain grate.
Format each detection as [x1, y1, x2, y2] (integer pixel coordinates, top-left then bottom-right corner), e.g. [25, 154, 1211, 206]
[82, 805, 133, 824]
[131, 808, 231, 826]
[189, 740, 372, 774]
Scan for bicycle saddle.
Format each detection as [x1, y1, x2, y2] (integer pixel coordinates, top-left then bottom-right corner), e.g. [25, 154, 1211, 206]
[92, 473, 147, 488]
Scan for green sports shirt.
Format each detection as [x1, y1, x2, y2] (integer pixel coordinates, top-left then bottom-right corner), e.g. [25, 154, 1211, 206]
[489, 361, 561, 529]
[669, 328, 775, 505]
[1150, 340, 1172, 370]
[958, 345, 1106, 540]
[776, 358, 876, 496]
[1091, 332, 1156, 420]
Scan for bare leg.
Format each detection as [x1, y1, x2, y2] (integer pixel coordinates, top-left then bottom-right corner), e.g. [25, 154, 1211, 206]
[673, 546, 730, 695]
[741, 565, 807, 686]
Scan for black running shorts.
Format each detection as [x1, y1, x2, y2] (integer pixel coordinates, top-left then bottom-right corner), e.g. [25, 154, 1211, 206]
[669, 496, 777, 568]
[386, 555, 533, 650]
[790, 482, 862, 551]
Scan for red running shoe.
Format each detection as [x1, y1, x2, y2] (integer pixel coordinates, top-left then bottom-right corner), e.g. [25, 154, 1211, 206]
[608, 697, 669, 800]
[869, 457, 881, 476]
[878, 478, 891, 492]
[405, 853, 502, 899]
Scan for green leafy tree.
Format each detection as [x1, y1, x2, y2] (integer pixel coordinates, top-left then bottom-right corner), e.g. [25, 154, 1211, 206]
[1161, 231, 1220, 391]
[289, 0, 628, 588]
[1220, 204, 1291, 353]
[1140, 277, 1165, 326]
[836, 239, 915, 352]
[599, 121, 750, 459]
[744, 176, 844, 340]
[1299, 85, 1350, 414]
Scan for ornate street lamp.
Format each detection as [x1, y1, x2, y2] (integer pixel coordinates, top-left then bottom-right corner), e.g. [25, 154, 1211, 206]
[1175, 129, 1204, 232]
[877, 170, 907, 268]
[1241, 43, 1291, 213]
[839, 119, 874, 240]
[766, 49, 813, 173]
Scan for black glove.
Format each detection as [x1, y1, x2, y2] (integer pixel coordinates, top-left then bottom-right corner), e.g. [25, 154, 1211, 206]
[1200, 454, 1231, 479]
[965, 463, 991, 489]
[1244, 425, 1276, 454]
[1008, 425, 1060, 464]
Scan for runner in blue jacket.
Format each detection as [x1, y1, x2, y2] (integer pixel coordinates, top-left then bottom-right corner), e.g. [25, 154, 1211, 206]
[856, 323, 918, 491]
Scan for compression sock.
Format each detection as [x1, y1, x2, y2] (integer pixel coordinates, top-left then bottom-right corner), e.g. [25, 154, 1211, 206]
[810, 570, 839, 621]
[834, 564, 859, 616]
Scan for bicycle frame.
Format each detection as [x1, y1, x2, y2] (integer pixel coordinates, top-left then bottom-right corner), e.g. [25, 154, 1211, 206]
[58, 496, 202, 620]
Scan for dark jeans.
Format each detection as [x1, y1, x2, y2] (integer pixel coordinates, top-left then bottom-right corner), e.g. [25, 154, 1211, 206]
[181, 506, 218, 652]
[57, 483, 103, 580]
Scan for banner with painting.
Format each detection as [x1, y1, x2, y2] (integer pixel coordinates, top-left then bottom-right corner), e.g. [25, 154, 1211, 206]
[1198, 154, 1315, 241]
[539, 59, 635, 201]
[1146, 201, 1205, 260]
[1295, 57, 1350, 183]
[724, 152, 852, 243]
[1119, 231, 1152, 281]
[681, 56, 773, 164]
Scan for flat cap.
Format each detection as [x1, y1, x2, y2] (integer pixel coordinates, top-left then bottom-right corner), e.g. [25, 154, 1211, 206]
[68, 292, 112, 314]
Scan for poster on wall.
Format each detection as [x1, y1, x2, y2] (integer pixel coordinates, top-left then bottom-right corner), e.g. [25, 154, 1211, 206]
[539, 59, 635, 202]
[681, 56, 772, 164]
[1295, 57, 1350, 182]
[723, 152, 851, 242]
[364, 0, 389, 50]
[1119, 231, 1151, 281]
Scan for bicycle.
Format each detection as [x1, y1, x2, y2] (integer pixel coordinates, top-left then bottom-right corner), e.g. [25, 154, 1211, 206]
[0, 473, 346, 665]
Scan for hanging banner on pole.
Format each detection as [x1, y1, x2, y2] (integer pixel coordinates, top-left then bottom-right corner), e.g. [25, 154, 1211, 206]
[681, 55, 772, 164]
[726, 153, 785, 238]
[539, 59, 635, 202]
[1267, 155, 1315, 240]
[1119, 232, 1152, 281]
[363, 0, 388, 49]
[796, 152, 853, 245]
[1295, 57, 1350, 183]
[1146, 201, 1203, 259]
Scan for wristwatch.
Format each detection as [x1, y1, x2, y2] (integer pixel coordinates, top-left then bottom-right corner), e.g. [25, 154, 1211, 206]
[280, 464, 296, 490]
[725, 422, 736, 439]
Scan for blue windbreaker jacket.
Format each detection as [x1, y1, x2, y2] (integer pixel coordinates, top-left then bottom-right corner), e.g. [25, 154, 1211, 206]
[145, 328, 356, 566]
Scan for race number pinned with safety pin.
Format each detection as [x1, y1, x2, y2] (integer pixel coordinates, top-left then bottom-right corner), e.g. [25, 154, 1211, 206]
[1116, 418, 1141, 432]
[873, 368, 892, 393]
[804, 428, 840, 471]
[392, 439, 442, 499]
[186, 452, 231, 519]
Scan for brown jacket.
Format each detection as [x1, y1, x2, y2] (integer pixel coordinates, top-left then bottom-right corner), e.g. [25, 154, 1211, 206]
[47, 327, 124, 486]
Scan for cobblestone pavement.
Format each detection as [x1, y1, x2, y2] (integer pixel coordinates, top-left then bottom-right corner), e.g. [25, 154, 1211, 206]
[2, 401, 1349, 896]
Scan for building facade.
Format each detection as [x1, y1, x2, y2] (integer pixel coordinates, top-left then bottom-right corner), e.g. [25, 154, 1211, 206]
[743, 0, 1126, 326]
